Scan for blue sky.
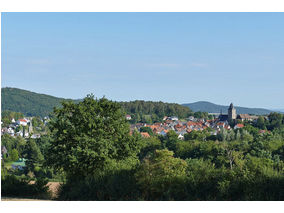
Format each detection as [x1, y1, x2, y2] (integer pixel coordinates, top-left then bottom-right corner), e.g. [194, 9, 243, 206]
[2, 13, 284, 109]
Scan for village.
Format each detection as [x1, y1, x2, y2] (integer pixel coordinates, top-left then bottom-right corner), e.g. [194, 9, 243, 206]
[129, 103, 260, 139]
[1, 103, 262, 141]
[1, 116, 49, 139]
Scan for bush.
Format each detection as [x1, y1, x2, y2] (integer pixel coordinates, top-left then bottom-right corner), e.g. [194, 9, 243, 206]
[57, 170, 140, 201]
[1, 175, 51, 199]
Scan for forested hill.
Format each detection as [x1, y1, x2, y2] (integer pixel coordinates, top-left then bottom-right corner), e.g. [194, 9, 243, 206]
[1, 88, 192, 119]
[1, 87, 77, 117]
[183, 101, 273, 115]
[120, 100, 192, 123]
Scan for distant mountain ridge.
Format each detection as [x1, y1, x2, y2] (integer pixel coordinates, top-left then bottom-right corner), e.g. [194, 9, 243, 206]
[2, 87, 279, 117]
[1, 87, 79, 117]
[182, 101, 273, 115]
[1, 88, 191, 119]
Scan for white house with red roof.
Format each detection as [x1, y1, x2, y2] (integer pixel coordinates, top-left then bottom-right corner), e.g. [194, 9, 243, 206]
[125, 115, 132, 120]
[16, 119, 28, 126]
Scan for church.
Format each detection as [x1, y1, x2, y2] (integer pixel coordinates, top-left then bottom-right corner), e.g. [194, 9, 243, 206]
[218, 103, 258, 122]
[218, 103, 237, 122]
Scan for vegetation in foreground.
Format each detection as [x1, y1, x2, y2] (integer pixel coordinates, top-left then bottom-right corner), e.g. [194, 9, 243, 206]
[1, 94, 284, 200]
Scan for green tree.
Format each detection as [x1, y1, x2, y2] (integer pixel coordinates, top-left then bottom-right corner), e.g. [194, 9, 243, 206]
[256, 116, 266, 129]
[46, 95, 140, 181]
[135, 149, 187, 200]
[10, 149, 19, 162]
[268, 112, 283, 130]
[24, 139, 44, 172]
[140, 126, 154, 136]
[164, 130, 179, 151]
[184, 130, 210, 141]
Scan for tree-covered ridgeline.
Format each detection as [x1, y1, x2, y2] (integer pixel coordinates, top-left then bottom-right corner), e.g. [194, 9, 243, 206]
[2, 87, 198, 121]
[1, 94, 284, 200]
[1, 87, 76, 117]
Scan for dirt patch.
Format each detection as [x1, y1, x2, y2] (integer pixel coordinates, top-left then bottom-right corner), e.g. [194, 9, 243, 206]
[47, 182, 61, 198]
[27, 181, 61, 199]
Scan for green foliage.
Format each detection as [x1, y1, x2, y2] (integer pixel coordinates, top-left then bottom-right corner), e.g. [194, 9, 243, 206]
[184, 130, 210, 141]
[135, 149, 187, 200]
[46, 94, 141, 180]
[163, 130, 180, 152]
[1, 110, 24, 122]
[192, 111, 210, 119]
[138, 137, 162, 160]
[120, 100, 192, 123]
[36, 135, 52, 156]
[10, 149, 19, 162]
[140, 126, 154, 136]
[1, 174, 51, 199]
[1, 87, 78, 117]
[32, 117, 45, 132]
[2, 88, 193, 121]
[256, 116, 266, 129]
[268, 112, 284, 130]
[1, 135, 26, 160]
[23, 139, 44, 172]
[57, 169, 140, 201]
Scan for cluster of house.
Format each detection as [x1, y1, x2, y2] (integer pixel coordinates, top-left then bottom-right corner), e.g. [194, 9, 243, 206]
[130, 103, 260, 140]
[1, 116, 49, 139]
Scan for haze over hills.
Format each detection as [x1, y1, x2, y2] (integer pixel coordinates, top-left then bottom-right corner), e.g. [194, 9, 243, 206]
[182, 101, 274, 115]
[272, 109, 284, 113]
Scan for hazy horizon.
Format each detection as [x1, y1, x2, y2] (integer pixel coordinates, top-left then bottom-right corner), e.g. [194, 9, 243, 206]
[2, 13, 284, 109]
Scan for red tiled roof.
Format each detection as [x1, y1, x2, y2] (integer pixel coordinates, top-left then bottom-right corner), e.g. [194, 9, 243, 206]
[236, 124, 244, 128]
[18, 119, 27, 122]
[141, 132, 150, 138]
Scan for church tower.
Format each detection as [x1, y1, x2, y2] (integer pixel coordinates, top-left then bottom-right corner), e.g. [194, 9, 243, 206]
[228, 103, 237, 121]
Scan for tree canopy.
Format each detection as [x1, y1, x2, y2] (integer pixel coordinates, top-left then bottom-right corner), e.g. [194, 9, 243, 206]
[45, 94, 141, 180]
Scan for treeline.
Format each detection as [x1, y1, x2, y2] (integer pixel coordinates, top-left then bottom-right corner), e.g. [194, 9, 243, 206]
[2, 87, 213, 123]
[255, 113, 284, 131]
[120, 100, 193, 123]
[2, 88, 195, 122]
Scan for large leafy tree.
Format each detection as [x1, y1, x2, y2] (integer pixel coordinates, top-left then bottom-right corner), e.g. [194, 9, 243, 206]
[46, 95, 140, 180]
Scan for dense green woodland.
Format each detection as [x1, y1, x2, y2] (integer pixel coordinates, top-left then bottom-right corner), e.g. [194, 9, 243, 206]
[2, 87, 75, 117]
[2, 95, 284, 200]
[2, 87, 198, 122]
[120, 100, 194, 123]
